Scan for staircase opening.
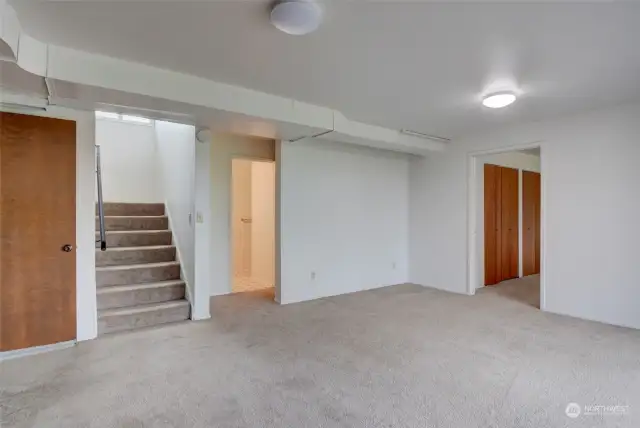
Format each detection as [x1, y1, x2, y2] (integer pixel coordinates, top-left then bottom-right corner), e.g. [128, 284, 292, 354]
[95, 114, 195, 334]
[231, 158, 276, 298]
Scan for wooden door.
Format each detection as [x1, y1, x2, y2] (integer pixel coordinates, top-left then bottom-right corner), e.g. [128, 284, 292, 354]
[0, 112, 77, 351]
[484, 164, 519, 285]
[522, 171, 541, 276]
[231, 159, 252, 278]
[484, 164, 501, 286]
[500, 167, 519, 281]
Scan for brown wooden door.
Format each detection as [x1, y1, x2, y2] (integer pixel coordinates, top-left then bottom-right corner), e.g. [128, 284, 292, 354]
[522, 170, 541, 276]
[500, 167, 519, 281]
[484, 164, 501, 286]
[0, 112, 77, 351]
[484, 164, 519, 285]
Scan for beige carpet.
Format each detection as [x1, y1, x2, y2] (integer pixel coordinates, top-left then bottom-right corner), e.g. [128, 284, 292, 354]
[232, 275, 274, 293]
[2, 280, 640, 427]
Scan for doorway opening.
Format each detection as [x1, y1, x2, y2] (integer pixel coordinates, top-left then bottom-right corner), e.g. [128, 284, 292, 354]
[469, 146, 543, 309]
[231, 158, 276, 299]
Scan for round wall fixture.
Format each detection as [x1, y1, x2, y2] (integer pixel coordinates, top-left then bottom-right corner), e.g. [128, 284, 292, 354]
[482, 92, 517, 109]
[270, 1, 323, 35]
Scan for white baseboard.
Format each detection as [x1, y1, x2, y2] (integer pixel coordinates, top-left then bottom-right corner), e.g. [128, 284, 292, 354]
[0, 340, 75, 361]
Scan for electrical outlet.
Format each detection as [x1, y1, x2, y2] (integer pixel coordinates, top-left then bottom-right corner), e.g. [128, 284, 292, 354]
[310, 271, 316, 281]
[392, 262, 397, 270]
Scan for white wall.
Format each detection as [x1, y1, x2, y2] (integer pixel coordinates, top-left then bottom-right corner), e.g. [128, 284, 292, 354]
[279, 139, 410, 304]
[251, 161, 276, 286]
[209, 134, 275, 296]
[410, 102, 640, 329]
[155, 121, 196, 297]
[1, 105, 98, 342]
[476, 152, 541, 287]
[96, 119, 162, 203]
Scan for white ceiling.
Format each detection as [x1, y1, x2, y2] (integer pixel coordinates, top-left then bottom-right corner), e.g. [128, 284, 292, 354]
[10, 1, 640, 138]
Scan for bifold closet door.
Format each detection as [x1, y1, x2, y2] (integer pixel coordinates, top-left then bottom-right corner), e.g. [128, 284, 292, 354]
[484, 164, 501, 286]
[484, 164, 519, 286]
[499, 166, 519, 281]
[523, 171, 541, 276]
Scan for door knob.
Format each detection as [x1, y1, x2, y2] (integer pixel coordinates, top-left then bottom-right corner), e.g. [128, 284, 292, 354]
[62, 244, 73, 252]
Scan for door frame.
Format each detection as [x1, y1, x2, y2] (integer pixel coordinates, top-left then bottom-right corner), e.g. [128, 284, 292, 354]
[466, 141, 546, 310]
[228, 156, 279, 299]
[0, 103, 98, 346]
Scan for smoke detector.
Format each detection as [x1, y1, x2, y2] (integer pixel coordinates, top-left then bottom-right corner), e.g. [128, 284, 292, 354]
[270, 0, 323, 35]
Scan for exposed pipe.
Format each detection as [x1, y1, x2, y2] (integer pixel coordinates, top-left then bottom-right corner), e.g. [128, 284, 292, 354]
[400, 129, 451, 143]
[44, 77, 54, 107]
[288, 129, 334, 143]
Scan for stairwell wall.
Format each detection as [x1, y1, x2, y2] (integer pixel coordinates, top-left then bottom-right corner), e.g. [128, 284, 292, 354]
[154, 121, 197, 304]
[96, 118, 162, 203]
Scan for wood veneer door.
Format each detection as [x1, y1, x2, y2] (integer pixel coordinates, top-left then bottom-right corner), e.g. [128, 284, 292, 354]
[500, 166, 519, 281]
[0, 112, 77, 351]
[523, 170, 541, 276]
[484, 164, 501, 286]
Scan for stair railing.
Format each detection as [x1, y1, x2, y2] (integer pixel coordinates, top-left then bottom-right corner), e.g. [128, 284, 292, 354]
[96, 145, 107, 251]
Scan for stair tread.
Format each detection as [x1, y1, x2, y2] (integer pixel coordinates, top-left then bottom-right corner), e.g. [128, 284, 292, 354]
[97, 245, 175, 252]
[99, 300, 189, 317]
[102, 202, 163, 205]
[97, 280, 185, 294]
[97, 215, 168, 218]
[96, 261, 180, 272]
[98, 230, 170, 235]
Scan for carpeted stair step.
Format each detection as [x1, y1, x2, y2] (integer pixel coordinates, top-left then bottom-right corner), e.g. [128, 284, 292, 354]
[96, 245, 176, 267]
[97, 215, 168, 231]
[97, 230, 173, 248]
[97, 280, 186, 310]
[97, 261, 180, 287]
[98, 300, 190, 335]
[98, 202, 165, 217]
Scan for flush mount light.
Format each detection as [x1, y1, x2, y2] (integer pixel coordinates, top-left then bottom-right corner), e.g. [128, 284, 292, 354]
[270, 0, 323, 35]
[482, 92, 517, 109]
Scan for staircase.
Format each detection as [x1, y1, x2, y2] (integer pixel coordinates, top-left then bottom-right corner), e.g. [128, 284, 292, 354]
[96, 203, 190, 335]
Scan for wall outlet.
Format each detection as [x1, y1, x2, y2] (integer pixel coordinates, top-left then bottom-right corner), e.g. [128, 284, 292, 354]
[392, 262, 397, 270]
[310, 271, 316, 281]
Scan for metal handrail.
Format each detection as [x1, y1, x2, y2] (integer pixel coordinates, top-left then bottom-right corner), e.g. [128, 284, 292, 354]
[96, 145, 107, 251]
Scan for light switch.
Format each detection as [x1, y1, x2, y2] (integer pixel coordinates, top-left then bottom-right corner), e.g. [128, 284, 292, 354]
[196, 212, 204, 223]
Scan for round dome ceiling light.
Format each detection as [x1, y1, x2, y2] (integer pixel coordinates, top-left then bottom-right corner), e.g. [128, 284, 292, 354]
[482, 92, 517, 109]
[270, 0, 323, 35]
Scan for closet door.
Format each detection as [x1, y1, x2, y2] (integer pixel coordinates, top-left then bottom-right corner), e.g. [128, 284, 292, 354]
[500, 167, 519, 281]
[1, 112, 77, 351]
[523, 171, 541, 276]
[484, 164, 501, 286]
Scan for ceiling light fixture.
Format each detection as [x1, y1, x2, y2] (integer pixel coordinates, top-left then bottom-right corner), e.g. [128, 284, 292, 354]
[270, 0, 323, 35]
[482, 92, 517, 109]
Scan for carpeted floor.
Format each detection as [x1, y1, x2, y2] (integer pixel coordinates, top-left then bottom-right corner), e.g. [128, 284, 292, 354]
[2, 279, 639, 428]
[232, 275, 274, 293]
